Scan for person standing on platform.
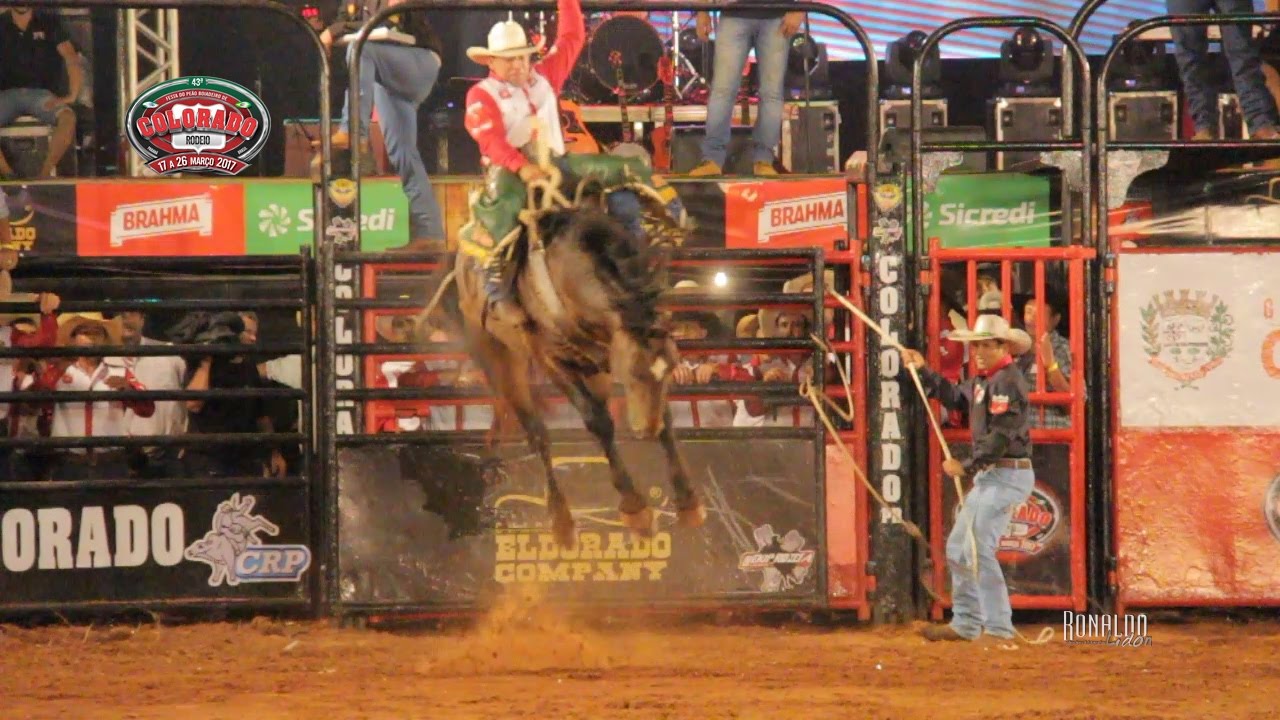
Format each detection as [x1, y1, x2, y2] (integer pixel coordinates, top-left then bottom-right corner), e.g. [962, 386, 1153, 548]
[1167, 0, 1279, 139]
[321, 0, 446, 250]
[688, 2, 805, 176]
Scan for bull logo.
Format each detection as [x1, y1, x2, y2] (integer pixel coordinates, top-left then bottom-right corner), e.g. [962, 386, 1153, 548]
[184, 493, 310, 587]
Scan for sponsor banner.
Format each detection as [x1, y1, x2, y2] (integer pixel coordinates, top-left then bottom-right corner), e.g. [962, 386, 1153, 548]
[1118, 252, 1280, 428]
[920, 173, 1053, 248]
[245, 179, 409, 253]
[0, 485, 311, 607]
[941, 443, 1073, 599]
[76, 181, 245, 256]
[0, 183, 78, 255]
[724, 177, 849, 250]
[338, 437, 823, 606]
[1115, 428, 1280, 605]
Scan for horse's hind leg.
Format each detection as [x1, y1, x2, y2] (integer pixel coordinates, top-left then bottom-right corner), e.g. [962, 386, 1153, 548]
[571, 374, 654, 537]
[658, 406, 705, 528]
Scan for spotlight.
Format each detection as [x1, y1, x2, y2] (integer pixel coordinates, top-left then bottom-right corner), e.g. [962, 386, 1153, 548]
[784, 32, 833, 101]
[998, 28, 1055, 97]
[882, 30, 941, 100]
[1109, 22, 1170, 92]
[713, 271, 728, 288]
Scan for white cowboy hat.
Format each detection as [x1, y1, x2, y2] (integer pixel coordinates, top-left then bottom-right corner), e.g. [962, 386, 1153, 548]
[466, 20, 544, 62]
[947, 313, 1031, 356]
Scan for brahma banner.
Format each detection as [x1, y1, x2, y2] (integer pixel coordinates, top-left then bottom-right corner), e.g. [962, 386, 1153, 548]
[76, 181, 245, 256]
[724, 178, 850, 251]
[1115, 250, 1280, 608]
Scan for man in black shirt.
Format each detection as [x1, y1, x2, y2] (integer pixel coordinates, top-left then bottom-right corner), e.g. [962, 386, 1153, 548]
[0, 7, 81, 178]
[320, 0, 445, 250]
[899, 314, 1036, 643]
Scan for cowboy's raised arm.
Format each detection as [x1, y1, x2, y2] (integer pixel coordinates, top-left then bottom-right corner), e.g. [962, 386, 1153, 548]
[535, 0, 585, 91]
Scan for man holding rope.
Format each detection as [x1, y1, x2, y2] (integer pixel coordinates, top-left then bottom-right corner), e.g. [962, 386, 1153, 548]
[899, 314, 1034, 643]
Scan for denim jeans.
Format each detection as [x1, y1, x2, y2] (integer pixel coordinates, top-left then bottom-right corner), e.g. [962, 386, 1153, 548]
[1168, 0, 1280, 133]
[945, 466, 1035, 639]
[341, 42, 445, 239]
[701, 15, 789, 166]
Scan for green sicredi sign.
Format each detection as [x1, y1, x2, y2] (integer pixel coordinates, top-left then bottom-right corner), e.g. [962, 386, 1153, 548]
[244, 179, 409, 253]
[917, 172, 1054, 249]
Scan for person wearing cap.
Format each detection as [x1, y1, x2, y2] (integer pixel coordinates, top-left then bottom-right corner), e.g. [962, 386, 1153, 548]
[460, 0, 688, 320]
[898, 313, 1034, 643]
[320, 0, 446, 249]
[34, 313, 154, 480]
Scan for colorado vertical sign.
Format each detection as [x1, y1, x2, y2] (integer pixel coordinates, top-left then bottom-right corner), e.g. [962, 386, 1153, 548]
[867, 178, 914, 623]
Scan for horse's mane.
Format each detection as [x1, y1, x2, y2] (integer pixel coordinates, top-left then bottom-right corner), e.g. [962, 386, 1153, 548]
[512, 209, 667, 342]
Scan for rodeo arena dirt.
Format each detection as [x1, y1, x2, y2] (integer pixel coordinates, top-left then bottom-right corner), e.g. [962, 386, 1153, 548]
[6, 0, 1280, 718]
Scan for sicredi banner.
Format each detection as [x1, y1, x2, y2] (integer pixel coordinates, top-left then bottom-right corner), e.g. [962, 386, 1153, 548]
[245, 179, 409, 253]
[923, 173, 1053, 248]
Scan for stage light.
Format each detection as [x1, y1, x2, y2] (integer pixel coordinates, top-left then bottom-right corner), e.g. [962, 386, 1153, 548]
[882, 30, 941, 100]
[785, 32, 833, 101]
[1109, 22, 1170, 92]
[713, 271, 728, 288]
[998, 28, 1055, 97]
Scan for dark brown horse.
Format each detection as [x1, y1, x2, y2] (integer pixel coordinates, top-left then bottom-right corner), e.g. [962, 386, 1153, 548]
[424, 193, 706, 549]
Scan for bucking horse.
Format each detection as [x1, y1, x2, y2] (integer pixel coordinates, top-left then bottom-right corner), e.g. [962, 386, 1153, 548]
[419, 145, 706, 549]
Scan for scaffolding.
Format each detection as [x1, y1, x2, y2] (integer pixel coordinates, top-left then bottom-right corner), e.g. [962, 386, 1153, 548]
[116, 7, 180, 176]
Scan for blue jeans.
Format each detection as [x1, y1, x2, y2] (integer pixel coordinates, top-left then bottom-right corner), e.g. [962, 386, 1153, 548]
[0, 88, 72, 127]
[1168, 0, 1280, 133]
[945, 466, 1035, 639]
[701, 15, 789, 166]
[341, 42, 445, 239]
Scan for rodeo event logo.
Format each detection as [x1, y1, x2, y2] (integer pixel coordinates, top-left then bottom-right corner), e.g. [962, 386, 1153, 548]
[1140, 289, 1234, 388]
[125, 76, 270, 176]
[996, 486, 1062, 563]
[738, 524, 815, 592]
[1264, 475, 1280, 543]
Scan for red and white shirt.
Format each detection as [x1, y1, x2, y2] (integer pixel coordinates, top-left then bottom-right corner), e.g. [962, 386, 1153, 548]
[38, 359, 155, 447]
[463, 0, 584, 173]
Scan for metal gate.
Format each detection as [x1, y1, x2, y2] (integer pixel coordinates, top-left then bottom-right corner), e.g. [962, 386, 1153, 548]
[906, 17, 1096, 615]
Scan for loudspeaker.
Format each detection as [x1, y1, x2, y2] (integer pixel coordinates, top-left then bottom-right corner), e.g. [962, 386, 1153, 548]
[672, 126, 754, 174]
[785, 103, 840, 173]
[423, 105, 483, 175]
[283, 119, 388, 178]
[880, 125, 989, 173]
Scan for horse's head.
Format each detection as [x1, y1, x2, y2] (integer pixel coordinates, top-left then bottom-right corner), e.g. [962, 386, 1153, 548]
[617, 323, 679, 438]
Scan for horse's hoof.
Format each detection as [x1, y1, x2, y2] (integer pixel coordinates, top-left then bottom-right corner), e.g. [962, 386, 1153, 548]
[677, 499, 707, 529]
[621, 506, 656, 538]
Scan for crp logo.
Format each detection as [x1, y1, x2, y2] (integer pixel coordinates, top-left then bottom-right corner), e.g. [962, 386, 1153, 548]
[183, 493, 310, 587]
[932, 201, 1038, 227]
[759, 192, 846, 240]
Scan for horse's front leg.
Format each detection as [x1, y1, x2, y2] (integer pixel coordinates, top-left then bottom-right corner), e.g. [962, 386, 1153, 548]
[571, 374, 654, 537]
[477, 337, 576, 549]
[657, 406, 706, 528]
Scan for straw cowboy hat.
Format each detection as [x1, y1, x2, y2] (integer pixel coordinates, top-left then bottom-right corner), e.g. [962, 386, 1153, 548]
[758, 269, 835, 338]
[466, 20, 544, 63]
[735, 313, 761, 339]
[58, 312, 124, 347]
[947, 313, 1031, 356]
[374, 314, 417, 344]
